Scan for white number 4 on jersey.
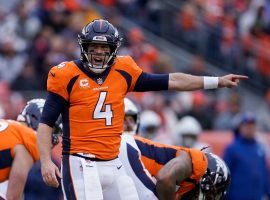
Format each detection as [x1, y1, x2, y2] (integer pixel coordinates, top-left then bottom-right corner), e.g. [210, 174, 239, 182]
[93, 92, 113, 126]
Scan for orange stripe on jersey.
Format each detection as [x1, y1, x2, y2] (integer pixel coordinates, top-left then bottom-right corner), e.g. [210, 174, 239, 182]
[141, 155, 163, 177]
[0, 168, 10, 183]
[0, 120, 39, 182]
[0, 149, 12, 182]
[47, 57, 142, 159]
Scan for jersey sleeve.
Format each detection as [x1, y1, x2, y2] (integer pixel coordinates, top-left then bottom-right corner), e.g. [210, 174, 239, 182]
[133, 135, 179, 176]
[123, 56, 143, 92]
[14, 123, 39, 162]
[47, 66, 69, 101]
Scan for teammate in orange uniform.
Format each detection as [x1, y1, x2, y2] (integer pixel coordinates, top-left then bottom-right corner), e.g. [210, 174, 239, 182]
[120, 98, 230, 200]
[0, 120, 38, 200]
[37, 19, 245, 199]
[0, 99, 62, 200]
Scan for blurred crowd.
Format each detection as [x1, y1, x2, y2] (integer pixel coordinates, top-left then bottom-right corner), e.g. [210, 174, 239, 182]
[110, 0, 270, 95]
[0, 0, 270, 199]
[1, 0, 270, 133]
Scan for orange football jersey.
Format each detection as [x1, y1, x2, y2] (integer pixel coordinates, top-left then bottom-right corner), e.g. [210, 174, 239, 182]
[47, 56, 143, 159]
[0, 120, 39, 182]
[133, 136, 208, 198]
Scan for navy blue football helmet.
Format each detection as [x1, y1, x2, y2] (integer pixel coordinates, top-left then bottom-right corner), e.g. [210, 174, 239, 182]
[17, 98, 62, 146]
[182, 153, 231, 200]
[78, 19, 122, 74]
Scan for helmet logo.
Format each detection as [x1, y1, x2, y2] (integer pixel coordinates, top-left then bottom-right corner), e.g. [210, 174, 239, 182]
[79, 79, 90, 88]
[93, 36, 107, 42]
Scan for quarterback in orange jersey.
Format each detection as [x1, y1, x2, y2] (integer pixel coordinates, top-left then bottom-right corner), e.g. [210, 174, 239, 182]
[0, 99, 62, 200]
[37, 19, 246, 199]
[119, 98, 231, 200]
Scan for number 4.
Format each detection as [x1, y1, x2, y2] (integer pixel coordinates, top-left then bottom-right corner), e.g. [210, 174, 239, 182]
[93, 92, 113, 126]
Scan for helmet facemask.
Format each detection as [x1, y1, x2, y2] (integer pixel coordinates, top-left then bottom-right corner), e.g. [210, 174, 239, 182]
[198, 153, 231, 200]
[51, 118, 63, 147]
[80, 41, 119, 74]
[198, 168, 227, 200]
[181, 153, 231, 200]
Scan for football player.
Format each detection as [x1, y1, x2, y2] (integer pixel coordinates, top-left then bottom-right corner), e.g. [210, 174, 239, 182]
[37, 19, 246, 199]
[123, 98, 140, 135]
[119, 98, 230, 200]
[0, 99, 62, 200]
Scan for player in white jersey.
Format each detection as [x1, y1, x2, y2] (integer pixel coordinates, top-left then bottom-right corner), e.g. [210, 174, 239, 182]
[119, 137, 158, 199]
[119, 98, 157, 199]
[0, 181, 7, 200]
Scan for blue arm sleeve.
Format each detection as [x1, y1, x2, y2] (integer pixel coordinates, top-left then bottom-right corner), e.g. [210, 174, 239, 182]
[40, 92, 66, 127]
[134, 72, 169, 92]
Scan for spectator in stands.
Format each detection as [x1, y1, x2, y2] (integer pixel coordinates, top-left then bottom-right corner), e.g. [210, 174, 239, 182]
[214, 91, 242, 130]
[0, 81, 25, 120]
[11, 61, 44, 91]
[223, 112, 270, 200]
[139, 110, 162, 140]
[180, 91, 214, 129]
[257, 88, 270, 132]
[120, 26, 158, 73]
[0, 38, 27, 84]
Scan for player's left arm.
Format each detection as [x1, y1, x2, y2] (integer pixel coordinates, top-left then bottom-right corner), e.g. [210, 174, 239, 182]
[133, 72, 248, 92]
[156, 150, 192, 200]
[6, 145, 34, 200]
[169, 73, 248, 91]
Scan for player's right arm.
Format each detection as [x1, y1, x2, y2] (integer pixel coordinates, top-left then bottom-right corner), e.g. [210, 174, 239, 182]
[37, 123, 61, 188]
[38, 65, 67, 188]
[156, 151, 192, 200]
[123, 56, 248, 92]
[133, 136, 208, 199]
[6, 145, 33, 200]
[37, 92, 64, 187]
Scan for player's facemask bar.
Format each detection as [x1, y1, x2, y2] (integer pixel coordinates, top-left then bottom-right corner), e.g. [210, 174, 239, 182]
[81, 42, 118, 74]
[182, 185, 223, 200]
[87, 51, 111, 70]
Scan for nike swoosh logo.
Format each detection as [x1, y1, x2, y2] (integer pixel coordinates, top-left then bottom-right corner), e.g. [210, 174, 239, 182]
[117, 165, 122, 170]
[50, 71, 55, 77]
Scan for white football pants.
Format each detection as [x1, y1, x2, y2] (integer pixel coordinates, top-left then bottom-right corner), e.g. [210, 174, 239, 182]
[61, 154, 139, 200]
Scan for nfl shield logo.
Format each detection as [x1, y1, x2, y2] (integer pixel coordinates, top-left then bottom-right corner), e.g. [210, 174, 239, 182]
[97, 78, 103, 85]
